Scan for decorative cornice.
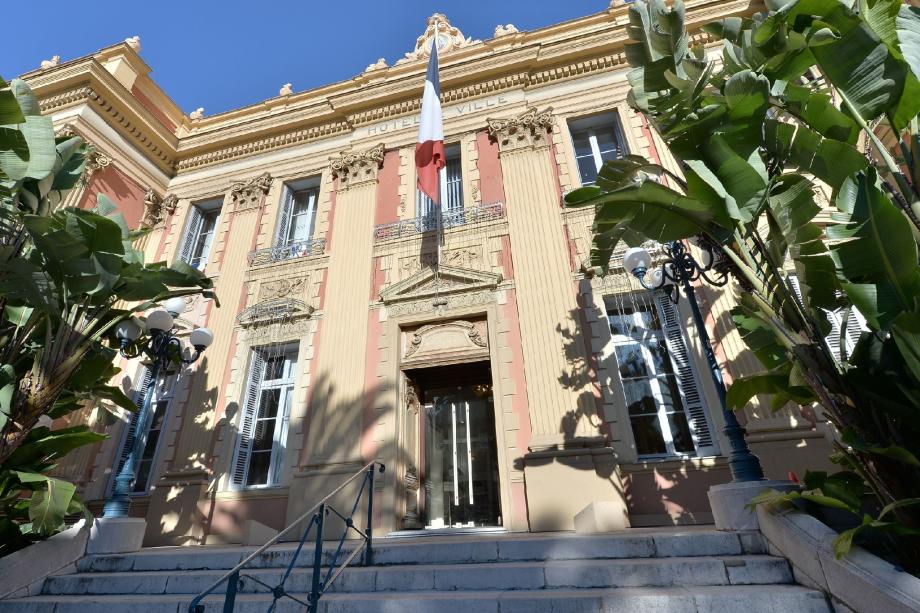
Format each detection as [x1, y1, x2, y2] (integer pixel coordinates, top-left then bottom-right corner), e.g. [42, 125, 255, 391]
[380, 264, 502, 305]
[487, 106, 555, 152]
[329, 143, 385, 190]
[175, 120, 351, 172]
[229, 171, 273, 211]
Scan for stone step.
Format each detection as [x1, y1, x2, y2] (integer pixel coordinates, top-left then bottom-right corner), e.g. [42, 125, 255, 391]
[76, 530, 763, 573]
[0, 585, 833, 613]
[43, 555, 792, 596]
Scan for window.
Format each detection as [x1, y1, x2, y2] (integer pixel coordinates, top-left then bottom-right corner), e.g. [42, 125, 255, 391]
[110, 369, 178, 495]
[788, 275, 868, 363]
[178, 198, 222, 271]
[231, 346, 298, 489]
[274, 178, 320, 259]
[568, 112, 628, 186]
[605, 292, 717, 459]
[417, 144, 463, 222]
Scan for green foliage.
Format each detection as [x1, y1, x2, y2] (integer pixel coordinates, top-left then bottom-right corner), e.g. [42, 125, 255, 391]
[0, 78, 216, 553]
[565, 0, 920, 571]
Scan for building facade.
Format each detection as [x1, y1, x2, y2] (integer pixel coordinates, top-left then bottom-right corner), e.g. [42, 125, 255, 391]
[24, 0, 837, 547]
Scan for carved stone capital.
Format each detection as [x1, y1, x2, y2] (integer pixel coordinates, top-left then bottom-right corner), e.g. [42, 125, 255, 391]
[230, 171, 273, 211]
[329, 143, 385, 190]
[486, 106, 555, 153]
[81, 148, 112, 185]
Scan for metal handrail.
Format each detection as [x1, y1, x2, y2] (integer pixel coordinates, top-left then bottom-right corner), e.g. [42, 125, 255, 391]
[188, 461, 385, 613]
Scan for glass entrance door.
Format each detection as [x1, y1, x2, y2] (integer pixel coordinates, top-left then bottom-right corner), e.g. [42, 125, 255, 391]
[422, 389, 501, 528]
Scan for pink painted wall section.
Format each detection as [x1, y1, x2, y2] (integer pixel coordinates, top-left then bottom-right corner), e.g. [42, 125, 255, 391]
[500, 288, 532, 528]
[374, 150, 401, 226]
[499, 235, 515, 280]
[623, 463, 731, 523]
[370, 257, 386, 300]
[325, 179, 339, 250]
[130, 85, 177, 132]
[475, 130, 505, 204]
[78, 165, 146, 229]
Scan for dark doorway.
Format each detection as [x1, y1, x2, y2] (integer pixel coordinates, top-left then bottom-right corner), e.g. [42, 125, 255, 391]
[406, 361, 502, 529]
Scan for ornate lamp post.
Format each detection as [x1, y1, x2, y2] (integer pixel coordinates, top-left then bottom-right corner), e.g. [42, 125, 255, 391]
[622, 239, 765, 482]
[103, 297, 214, 518]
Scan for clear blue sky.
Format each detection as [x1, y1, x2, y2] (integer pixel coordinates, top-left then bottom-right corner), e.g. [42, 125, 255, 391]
[5, 0, 609, 116]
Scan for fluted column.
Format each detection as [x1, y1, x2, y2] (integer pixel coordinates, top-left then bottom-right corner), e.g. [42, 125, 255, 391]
[486, 107, 601, 450]
[305, 144, 385, 464]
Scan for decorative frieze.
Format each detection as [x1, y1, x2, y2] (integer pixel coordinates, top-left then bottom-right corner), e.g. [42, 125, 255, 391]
[258, 276, 309, 301]
[487, 106, 555, 153]
[404, 320, 488, 359]
[229, 171, 273, 211]
[386, 289, 496, 318]
[400, 247, 481, 276]
[329, 143, 385, 191]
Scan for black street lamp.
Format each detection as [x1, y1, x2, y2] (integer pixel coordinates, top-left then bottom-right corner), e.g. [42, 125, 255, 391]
[103, 297, 214, 517]
[622, 239, 766, 483]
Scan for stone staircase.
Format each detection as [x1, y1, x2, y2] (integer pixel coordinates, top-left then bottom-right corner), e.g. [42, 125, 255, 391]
[0, 528, 833, 612]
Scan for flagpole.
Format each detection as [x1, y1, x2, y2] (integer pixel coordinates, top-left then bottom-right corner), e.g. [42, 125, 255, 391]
[433, 17, 443, 295]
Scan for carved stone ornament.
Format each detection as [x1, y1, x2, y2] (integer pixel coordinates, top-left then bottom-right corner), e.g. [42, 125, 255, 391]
[40, 55, 60, 70]
[235, 298, 314, 328]
[259, 276, 309, 301]
[365, 58, 388, 72]
[55, 124, 78, 138]
[81, 148, 112, 185]
[397, 13, 480, 64]
[400, 247, 481, 276]
[162, 193, 179, 215]
[486, 106, 555, 153]
[230, 171, 273, 211]
[494, 24, 518, 37]
[141, 189, 162, 228]
[403, 320, 489, 362]
[380, 264, 502, 306]
[329, 143, 385, 190]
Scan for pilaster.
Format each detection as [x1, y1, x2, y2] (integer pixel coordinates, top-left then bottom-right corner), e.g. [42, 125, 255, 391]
[286, 144, 385, 528]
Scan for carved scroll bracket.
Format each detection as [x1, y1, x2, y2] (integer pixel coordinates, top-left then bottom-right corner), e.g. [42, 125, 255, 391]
[329, 143, 385, 191]
[141, 191, 179, 229]
[230, 171, 273, 212]
[486, 106, 555, 153]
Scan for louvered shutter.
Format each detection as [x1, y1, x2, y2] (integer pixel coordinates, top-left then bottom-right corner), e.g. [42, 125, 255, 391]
[844, 307, 868, 354]
[789, 274, 868, 363]
[275, 187, 294, 248]
[109, 367, 153, 494]
[230, 351, 265, 489]
[178, 206, 204, 264]
[655, 292, 719, 457]
[444, 154, 463, 212]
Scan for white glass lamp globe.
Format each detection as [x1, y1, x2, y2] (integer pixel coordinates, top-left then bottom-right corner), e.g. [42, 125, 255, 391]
[190, 327, 214, 350]
[647, 267, 665, 289]
[622, 247, 652, 275]
[163, 297, 187, 317]
[145, 309, 174, 333]
[115, 318, 142, 341]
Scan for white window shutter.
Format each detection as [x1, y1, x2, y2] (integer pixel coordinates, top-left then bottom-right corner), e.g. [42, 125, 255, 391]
[655, 292, 719, 457]
[178, 206, 204, 264]
[230, 351, 265, 489]
[275, 187, 294, 247]
[109, 367, 153, 494]
[789, 274, 868, 363]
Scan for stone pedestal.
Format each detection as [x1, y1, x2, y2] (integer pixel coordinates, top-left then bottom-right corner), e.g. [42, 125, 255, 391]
[574, 501, 631, 533]
[87, 517, 146, 554]
[708, 480, 796, 531]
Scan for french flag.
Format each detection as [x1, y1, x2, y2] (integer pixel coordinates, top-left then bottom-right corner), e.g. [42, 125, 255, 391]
[416, 37, 445, 205]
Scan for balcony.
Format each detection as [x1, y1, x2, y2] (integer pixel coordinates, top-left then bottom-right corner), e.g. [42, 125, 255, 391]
[373, 202, 505, 242]
[247, 237, 326, 267]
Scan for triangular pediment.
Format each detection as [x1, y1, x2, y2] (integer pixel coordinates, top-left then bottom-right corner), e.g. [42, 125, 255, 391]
[380, 265, 502, 305]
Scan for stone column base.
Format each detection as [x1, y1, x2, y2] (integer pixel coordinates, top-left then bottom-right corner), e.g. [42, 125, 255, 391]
[87, 517, 146, 554]
[708, 480, 797, 531]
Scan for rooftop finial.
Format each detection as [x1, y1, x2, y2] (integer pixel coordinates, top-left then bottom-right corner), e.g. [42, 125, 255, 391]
[125, 36, 141, 52]
[40, 55, 60, 70]
[279, 83, 293, 96]
[189, 107, 205, 120]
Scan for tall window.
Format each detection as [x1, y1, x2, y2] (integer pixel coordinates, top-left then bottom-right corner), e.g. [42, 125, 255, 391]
[568, 111, 628, 186]
[417, 144, 463, 221]
[605, 292, 717, 459]
[275, 178, 320, 259]
[231, 346, 298, 489]
[178, 198, 222, 271]
[111, 369, 178, 495]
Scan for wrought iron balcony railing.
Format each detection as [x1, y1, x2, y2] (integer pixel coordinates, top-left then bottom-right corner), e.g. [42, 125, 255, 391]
[373, 201, 505, 242]
[247, 236, 326, 267]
